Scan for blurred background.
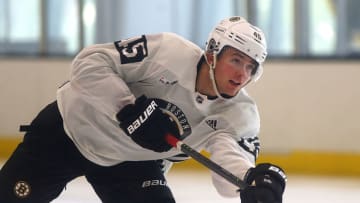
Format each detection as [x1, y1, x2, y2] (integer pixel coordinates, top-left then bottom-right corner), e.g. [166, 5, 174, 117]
[0, 0, 360, 202]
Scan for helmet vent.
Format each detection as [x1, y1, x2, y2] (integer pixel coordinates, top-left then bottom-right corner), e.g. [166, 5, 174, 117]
[234, 38, 244, 44]
[215, 27, 225, 34]
[235, 35, 246, 43]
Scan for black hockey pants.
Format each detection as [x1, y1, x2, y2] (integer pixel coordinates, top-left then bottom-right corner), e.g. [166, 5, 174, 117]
[0, 101, 175, 203]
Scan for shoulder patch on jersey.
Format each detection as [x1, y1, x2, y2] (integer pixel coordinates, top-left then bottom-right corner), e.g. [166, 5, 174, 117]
[205, 119, 218, 130]
[159, 76, 178, 85]
[114, 35, 148, 64]
[238, 136, 260, 160]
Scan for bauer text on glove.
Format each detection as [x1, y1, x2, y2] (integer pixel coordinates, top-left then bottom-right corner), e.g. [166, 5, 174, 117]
[116, 95, 181, 152]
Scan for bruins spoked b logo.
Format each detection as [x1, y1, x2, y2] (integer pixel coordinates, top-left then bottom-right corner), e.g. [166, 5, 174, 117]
[14, 181, 31, 198]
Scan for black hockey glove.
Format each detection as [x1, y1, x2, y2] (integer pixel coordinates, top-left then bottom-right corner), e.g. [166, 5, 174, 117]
[240, 163, 287, 203]
[116, 95, 181, 152]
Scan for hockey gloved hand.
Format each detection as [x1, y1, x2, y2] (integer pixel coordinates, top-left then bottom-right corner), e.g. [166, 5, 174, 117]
[240, 163, 287, 203]
[116, 95, 181, 152]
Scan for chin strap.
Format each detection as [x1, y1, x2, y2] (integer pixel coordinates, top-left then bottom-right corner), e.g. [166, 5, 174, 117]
[206, 52, 227, 100]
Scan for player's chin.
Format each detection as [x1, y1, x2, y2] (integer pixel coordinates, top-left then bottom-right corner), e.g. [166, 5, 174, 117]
[224, 86, 242, 96]
[220, 89, 239, 97]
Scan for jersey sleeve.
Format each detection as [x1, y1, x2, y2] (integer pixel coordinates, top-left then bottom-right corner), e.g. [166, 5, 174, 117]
[205, 94, 261, 197]
[68, 44, 135, 116]
[65, 34, 167, 114]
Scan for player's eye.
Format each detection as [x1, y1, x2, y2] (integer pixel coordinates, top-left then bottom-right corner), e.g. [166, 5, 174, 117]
[246, 64, 256, 71]
[231, 58, 241, 64]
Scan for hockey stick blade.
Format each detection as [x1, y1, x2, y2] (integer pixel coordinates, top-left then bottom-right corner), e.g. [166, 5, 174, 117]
[165, 134, 248, 189]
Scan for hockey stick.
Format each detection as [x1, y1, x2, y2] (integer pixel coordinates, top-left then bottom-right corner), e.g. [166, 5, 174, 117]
[165, 134, 248, 190]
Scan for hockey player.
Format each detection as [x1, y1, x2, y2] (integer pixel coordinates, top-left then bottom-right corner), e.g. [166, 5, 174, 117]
[0, 16, 286, 203]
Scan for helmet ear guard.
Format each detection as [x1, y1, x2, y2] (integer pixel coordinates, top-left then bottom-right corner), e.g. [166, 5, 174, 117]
[206, 38, 220, 53]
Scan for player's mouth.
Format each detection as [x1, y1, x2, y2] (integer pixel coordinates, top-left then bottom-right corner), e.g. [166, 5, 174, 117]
[229, 80, 241, 87]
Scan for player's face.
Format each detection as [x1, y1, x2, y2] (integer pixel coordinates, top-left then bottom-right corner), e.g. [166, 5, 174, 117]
[214, 47, 257, 96]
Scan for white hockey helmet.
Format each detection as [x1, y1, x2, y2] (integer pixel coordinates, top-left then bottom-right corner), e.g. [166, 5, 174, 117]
[205, 16, 267, 81]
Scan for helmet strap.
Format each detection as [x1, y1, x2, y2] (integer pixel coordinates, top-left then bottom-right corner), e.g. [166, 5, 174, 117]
[206, 52, 226, 100]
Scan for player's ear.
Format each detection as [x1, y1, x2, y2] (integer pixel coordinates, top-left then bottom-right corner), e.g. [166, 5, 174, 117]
[205, 52, 214, 65]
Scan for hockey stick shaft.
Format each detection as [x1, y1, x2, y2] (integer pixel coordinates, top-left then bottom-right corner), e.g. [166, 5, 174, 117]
[165, 134, 248, 189]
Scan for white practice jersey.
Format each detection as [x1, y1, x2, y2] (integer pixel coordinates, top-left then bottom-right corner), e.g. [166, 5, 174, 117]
[57, 32, 260, 197]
